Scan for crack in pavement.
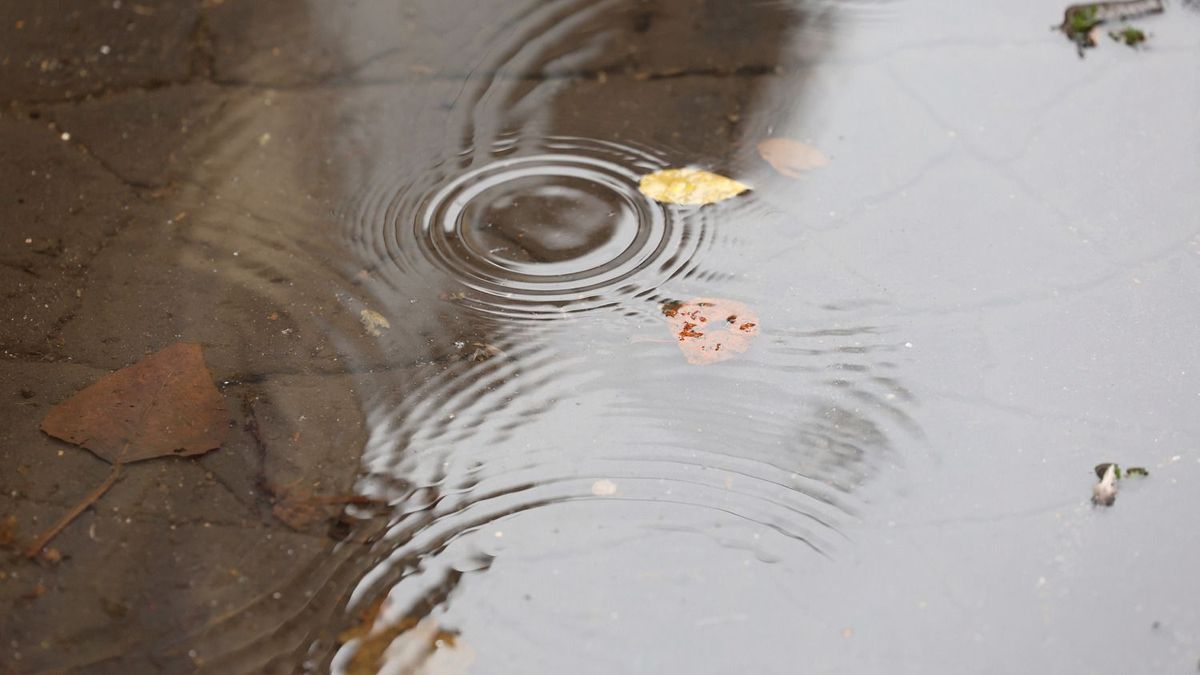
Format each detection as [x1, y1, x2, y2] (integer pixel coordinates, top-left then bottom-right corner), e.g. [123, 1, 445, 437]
[1, 59, 788, 107]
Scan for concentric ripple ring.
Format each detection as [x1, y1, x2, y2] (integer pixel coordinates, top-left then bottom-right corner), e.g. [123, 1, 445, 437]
[395, 141, 708, 318]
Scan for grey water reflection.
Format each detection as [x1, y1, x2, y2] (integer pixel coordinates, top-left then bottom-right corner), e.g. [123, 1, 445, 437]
[305, 1, 924, 673]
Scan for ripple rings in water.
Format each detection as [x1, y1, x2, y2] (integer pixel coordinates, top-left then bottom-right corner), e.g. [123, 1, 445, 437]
[353, 139, 716, 319]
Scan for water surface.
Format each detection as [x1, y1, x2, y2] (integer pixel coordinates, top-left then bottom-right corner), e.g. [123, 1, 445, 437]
[2, 0, 1199, 673]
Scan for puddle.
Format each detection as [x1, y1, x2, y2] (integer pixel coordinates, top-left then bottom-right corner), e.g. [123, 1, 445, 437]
[345, 137, 710, 319]
[3, 0, 1200, 673]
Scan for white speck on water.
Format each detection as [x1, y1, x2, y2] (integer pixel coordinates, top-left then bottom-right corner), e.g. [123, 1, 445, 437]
[60, 132, 70, 141]
[99, 45, 110, 55]
[591, 479, 618, 496]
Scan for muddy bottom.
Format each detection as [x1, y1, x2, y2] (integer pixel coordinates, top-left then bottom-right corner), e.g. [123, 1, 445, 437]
[3, 1, 1200, 673]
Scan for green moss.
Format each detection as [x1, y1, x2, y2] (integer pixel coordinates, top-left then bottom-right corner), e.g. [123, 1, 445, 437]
[1109, 26, 1147, 46]
[1065, 5, 1101, 37]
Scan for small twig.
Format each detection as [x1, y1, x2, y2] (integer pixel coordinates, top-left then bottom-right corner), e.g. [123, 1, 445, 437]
[25, 462, 123, 558]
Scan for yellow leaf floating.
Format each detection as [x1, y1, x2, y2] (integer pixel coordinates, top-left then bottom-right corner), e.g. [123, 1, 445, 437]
[638, 168, 749, 206]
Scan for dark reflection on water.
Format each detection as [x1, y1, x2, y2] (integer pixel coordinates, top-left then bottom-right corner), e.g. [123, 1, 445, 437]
[275, 1, 922, 672]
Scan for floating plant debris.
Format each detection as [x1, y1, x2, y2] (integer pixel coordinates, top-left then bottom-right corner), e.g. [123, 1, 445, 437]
[467, 342, 505, 363]
[360, 308, 391, 337]
[1092, 462, 1119, 506]
[1109, 26, 1147, 46]
[756, 138, 829, 178]
[1091, 462, 1150, 506]
[639, 168, 749, 205]
[1059, 0, 1163, 50]
[591, 479, 619, 496]
[663, 297, 759, 365]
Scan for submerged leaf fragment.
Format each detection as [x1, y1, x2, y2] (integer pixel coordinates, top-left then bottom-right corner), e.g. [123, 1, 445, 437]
[360, 308, 391, 337]
[467, 342, 505, 363]
[663, 297, 759, 365]
[30, 343, 228, 555]
[756, 138, 829, 178]
[40, 342, 228, 464]
[639, 168, 749, 205]
[346, 616, 475, 675]
[0, 515, 18, 548]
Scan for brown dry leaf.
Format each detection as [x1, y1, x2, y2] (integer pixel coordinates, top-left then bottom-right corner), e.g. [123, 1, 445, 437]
[663, 297, 759, 365]
[28, 343, 227, 556]
[639, 168, 749, 205]
[756, 138, 829, 178]
[40, 342, 228, 464]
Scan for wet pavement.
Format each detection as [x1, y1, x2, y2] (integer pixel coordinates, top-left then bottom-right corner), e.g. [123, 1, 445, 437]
[3, 1, 1200, 673]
